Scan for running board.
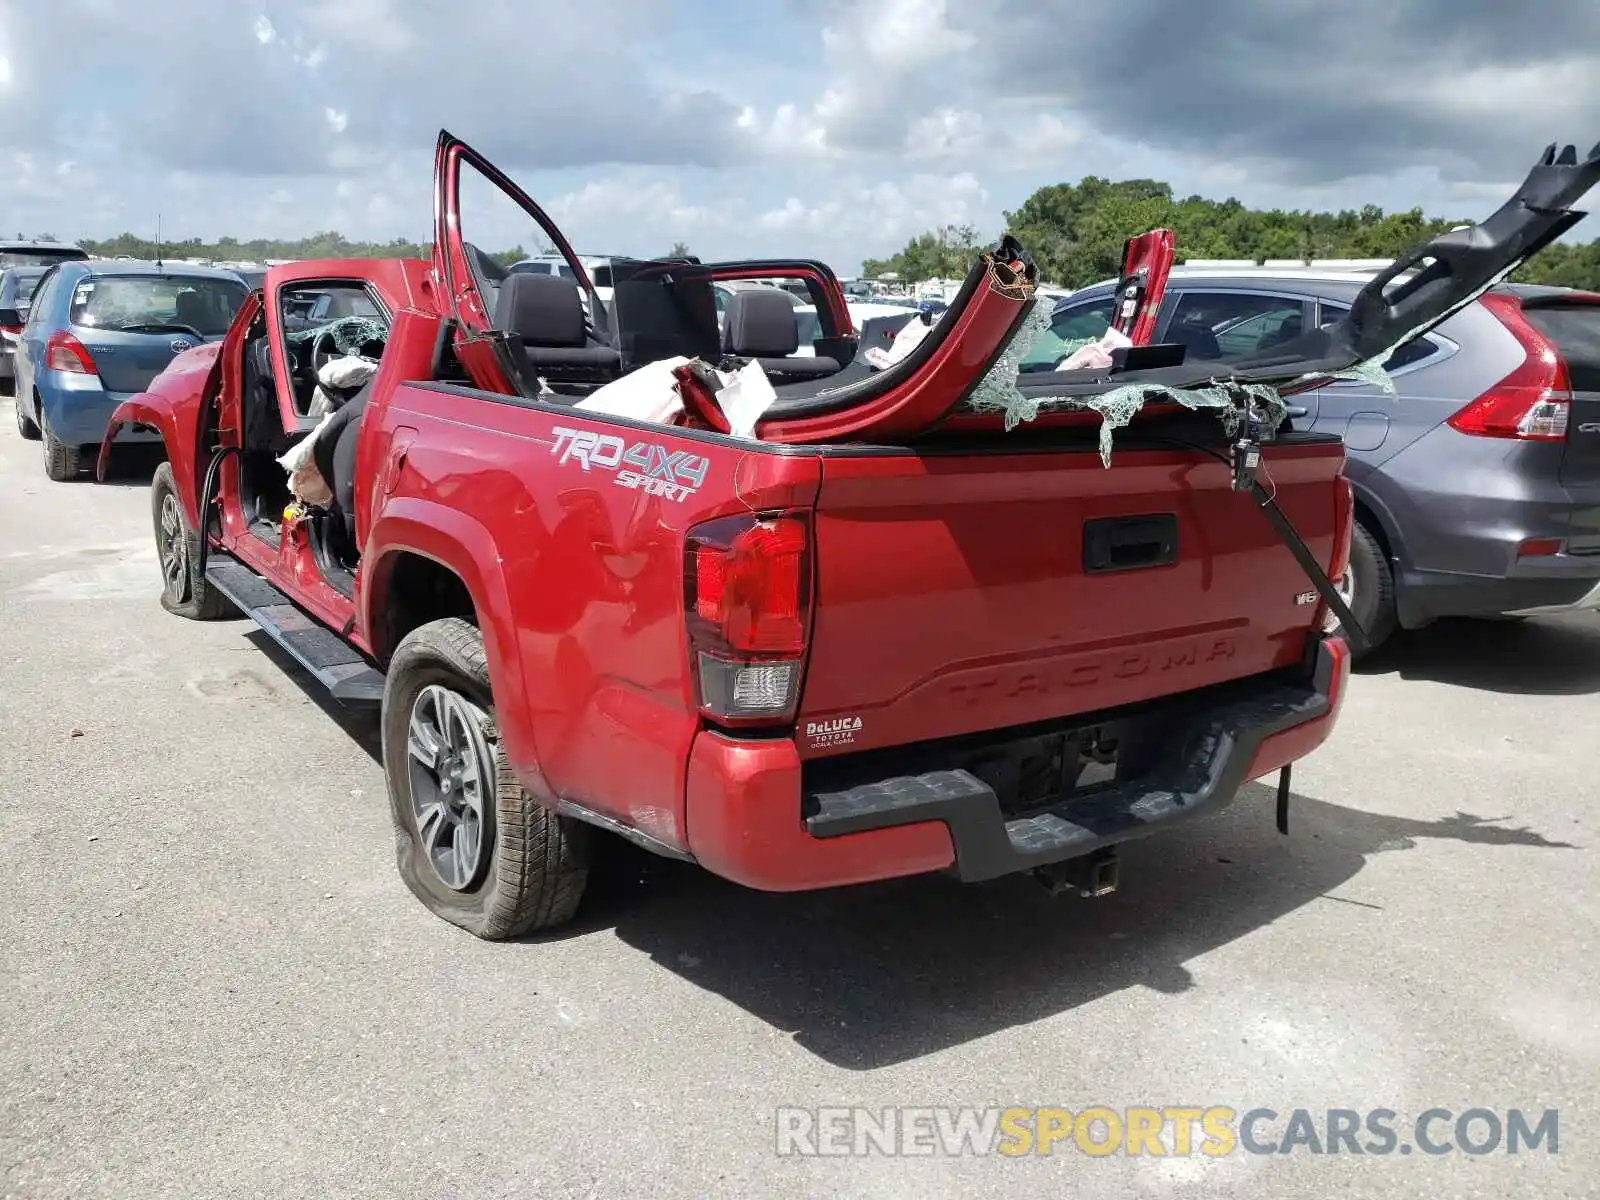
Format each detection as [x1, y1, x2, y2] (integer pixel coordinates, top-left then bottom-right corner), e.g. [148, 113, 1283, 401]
[205, 556, 386, 706]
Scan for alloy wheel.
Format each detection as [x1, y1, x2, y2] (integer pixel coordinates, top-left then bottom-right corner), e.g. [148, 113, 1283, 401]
[158, 492, 187, 596]
[1324, 566, 1355, 633]
[406, 684, 495, 891]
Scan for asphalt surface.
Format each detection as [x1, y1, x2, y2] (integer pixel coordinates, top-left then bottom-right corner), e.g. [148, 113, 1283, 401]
[2, 398, 1597, 1199]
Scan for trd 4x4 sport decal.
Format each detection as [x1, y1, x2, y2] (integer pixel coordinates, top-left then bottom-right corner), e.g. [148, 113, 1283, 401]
[550, 426, 710, 502]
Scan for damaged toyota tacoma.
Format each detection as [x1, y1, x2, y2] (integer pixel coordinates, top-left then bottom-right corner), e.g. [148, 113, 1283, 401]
[100, 132, 1599, 938]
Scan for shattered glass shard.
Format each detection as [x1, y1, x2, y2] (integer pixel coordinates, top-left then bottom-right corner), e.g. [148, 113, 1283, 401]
[286, 315, 388, 357]
[965, 300, 1289, 465]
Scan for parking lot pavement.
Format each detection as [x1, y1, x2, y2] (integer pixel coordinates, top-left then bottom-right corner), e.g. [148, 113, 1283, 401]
[1, 399, 1597, 1199]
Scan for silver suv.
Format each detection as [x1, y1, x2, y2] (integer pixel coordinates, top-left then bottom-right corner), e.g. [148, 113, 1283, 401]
[1035, 266, 1600, 654]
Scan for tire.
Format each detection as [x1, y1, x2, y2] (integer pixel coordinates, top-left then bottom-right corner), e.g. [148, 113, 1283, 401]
[1331, 520, 1397, 657]
[40, 408, 82, 481]
[382, 617, 590, 939]
[151, 462, 236, 620]
[14, 391, 39, 440]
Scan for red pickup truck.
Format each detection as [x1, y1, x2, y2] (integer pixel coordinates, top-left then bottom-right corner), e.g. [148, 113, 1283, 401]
[100, 132, 1598, 939]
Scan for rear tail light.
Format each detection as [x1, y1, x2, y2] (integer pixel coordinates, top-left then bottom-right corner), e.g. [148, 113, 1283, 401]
[1447, 293, 1571, 442]
[1516, 536, 1565, 559]
[45, 330, 97, 375]
[684, 511, 812, 724]
[0, 324, 22, 337]
[1318, 476, 1355, 635]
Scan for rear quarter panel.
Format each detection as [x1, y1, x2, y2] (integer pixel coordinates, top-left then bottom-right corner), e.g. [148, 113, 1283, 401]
[96, 342, 221, 517]
[1315, 302, 1530, 577]
[363, 384, 823, 849]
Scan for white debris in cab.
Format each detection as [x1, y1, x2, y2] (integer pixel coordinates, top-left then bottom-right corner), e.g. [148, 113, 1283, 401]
[574, 354, 778, 438]
[1055, 324, 1130, 371]
[575, 355, 692, 424]
[276, 411, 338, 508]
[307, 355, 379, 419]
[865, 312, 937, 370]
[713, 359, 778, 439]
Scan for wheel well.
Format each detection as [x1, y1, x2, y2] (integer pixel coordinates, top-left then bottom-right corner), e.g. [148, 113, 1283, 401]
[1353, 496, 1396, 565]
[376, 552, 478, 665]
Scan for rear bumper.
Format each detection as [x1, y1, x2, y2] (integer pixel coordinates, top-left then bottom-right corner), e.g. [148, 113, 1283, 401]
[1398, 564, 1600, 623]
[38, 377, 159, 445]
[1503, 574, 1600, 616]
[684, 635, 1350, 891]
[1374, 441, 1600, 625]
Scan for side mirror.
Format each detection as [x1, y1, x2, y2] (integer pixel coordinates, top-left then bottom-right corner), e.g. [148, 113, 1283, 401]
[0, 307, 24, 327]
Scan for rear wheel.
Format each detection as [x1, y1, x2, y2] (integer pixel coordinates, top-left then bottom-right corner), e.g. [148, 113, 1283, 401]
[151, 462, 235, 620]
[383, 617, 590, 939]
[14, 391, 39, 440]
[40, 409, 81, 481]
[1327, 520, 1396, 657]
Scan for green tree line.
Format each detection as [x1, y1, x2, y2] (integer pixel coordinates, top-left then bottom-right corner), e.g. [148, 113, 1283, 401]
[860, 178, 1600, 290]
[72, 230, 537, 265]
[70, 232, 696, 266]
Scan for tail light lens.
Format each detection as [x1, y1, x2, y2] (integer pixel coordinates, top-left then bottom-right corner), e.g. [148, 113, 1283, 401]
[1447, 293, 1571, 442]
[685, 511, 812, 724]
[1318, 476, 1355, 635]
[46, 330, 97, 375]
[0, 324, 22, 337]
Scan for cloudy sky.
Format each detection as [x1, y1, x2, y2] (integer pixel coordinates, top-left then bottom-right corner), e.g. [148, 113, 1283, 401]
[0, 0, 1596, 273]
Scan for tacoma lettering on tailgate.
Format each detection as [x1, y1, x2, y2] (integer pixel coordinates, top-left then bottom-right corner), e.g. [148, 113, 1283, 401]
[550, 426, 710, 502]
[945, 637, 1238, 706]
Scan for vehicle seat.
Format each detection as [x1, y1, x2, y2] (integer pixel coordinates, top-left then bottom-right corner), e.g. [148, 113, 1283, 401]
[1169, 319, 1223, 361]
[1259, 312, 1303, 351]
[721, 290, 838, 379]
[175, 290, 209, 331]
[312, 379, 375, 553]
[494, 273, 620, 383]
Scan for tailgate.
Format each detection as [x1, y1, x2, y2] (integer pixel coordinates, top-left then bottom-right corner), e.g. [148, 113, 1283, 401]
[797, 436, 1345, 757]
[1520, 296, 1600, 490]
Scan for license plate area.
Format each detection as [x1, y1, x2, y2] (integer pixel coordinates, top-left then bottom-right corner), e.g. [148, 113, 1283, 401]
[961, 722, 1125, 819]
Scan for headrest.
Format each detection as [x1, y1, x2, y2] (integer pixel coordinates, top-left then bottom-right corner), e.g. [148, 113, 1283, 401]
[175, 291, 209, 326]
[722, 289, 800, 358]
[494, 273, 586, 347]
[1169, 320, 1221, 361]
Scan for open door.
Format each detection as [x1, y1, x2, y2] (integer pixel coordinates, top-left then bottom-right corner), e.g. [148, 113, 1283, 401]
[1109, 229, 1175, 345]
[433, 130, 604, 392]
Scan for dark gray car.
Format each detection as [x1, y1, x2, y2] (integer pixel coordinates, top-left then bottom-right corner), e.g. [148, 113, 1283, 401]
[0, 267, 47, 389]
[1033, 267, 1600, 653]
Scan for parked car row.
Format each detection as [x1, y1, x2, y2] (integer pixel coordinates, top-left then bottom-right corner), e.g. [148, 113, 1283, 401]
[5, 257, 250, 479]
[1029, 265, 1600, 651]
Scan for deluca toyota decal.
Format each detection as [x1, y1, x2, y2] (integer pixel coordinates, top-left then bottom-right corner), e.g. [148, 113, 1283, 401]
[550, 426, 710, 502]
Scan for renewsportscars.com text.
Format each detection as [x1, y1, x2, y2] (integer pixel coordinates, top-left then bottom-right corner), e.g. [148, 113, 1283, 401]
[774, 1106, 1559, 1158]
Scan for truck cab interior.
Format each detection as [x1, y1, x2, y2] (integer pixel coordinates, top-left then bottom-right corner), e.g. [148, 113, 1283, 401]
[459, 244, 868, 402]
[234, 279, 391, 587]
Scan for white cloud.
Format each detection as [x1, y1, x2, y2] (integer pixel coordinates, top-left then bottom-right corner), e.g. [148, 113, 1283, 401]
[0, 0, 1589, 274]
[904, 109, 987, 162]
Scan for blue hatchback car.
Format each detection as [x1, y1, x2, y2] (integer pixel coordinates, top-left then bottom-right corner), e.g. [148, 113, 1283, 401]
[8, 260, 248, 479]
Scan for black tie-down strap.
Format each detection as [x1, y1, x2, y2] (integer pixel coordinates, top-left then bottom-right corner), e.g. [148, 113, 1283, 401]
[1249, 480, 1369, 658]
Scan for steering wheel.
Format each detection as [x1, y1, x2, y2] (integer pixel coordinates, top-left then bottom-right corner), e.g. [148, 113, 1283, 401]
[310, 326, 342, 376]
